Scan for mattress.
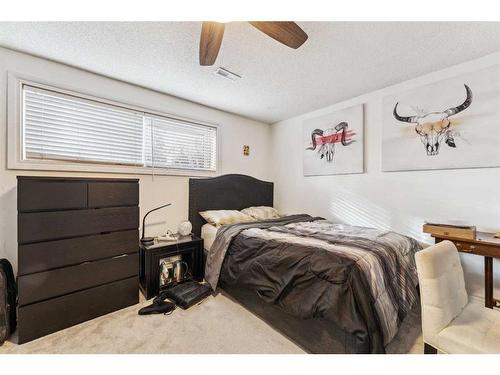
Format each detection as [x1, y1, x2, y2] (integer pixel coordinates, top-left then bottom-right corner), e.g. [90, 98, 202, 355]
[201, 223, 218, 251]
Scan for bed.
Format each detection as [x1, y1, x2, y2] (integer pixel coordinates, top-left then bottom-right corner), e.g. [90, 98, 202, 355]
[188, 174, 421, 354]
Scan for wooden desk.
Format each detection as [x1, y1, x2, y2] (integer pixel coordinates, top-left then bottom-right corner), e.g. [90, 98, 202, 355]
[432, 232, 500, 309]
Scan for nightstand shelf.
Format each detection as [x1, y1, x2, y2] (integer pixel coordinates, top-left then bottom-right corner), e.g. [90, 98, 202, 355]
[139, 235, 203, 300]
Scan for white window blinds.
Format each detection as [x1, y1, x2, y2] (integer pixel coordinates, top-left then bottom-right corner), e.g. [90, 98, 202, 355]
[144, 116, 217, 171]
[22, 84, 218, 172]
[23, 86, 144, 165]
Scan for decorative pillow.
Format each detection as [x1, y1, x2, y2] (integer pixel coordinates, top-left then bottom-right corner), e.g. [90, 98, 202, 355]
[240, 206, 280, 221]
[199, 210, 255, 227]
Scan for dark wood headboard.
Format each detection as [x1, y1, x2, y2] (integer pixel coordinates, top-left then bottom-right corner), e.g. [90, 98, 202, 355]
[188, 174, 274, 237]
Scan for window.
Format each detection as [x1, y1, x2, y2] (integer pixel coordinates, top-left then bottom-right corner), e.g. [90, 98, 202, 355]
[19, 83, 218, 173]
[23, 86, 145, 166]
[144, 116, 217, 171]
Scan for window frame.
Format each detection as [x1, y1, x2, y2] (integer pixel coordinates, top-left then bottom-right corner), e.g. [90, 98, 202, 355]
[7, 72, 220, 177]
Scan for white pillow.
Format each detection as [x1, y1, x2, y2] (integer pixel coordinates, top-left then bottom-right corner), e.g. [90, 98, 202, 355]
[199, 210, 255, 227]
[240, 206, 280, 221]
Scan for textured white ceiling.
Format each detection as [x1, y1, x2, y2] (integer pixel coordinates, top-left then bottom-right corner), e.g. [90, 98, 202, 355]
[1, 22, 500, 124]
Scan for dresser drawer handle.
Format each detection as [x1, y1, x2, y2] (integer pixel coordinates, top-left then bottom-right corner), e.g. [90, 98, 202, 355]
[470, 245, 476, 250]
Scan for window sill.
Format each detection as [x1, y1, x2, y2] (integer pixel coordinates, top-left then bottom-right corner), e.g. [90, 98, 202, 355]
[8, 159, 218, 178]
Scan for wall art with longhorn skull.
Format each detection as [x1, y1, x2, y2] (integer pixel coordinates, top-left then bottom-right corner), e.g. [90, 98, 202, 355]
[382, 64, 500, 171]
[303, 104, 364, 176]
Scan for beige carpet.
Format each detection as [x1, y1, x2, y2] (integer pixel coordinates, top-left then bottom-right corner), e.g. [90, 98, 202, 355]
[0, 293, 423, 354]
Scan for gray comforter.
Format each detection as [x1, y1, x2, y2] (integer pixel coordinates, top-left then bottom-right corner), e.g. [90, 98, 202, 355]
[205, 215, 422, 353]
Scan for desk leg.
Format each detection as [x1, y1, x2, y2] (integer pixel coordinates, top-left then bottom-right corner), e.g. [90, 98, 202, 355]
[485, 256, 493, 309]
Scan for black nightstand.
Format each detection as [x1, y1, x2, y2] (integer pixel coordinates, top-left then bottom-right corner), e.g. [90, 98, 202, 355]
[139, 235, 204, 300]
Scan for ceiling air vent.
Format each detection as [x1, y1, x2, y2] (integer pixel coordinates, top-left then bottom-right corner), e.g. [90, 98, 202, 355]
[214, 67, 241, 81]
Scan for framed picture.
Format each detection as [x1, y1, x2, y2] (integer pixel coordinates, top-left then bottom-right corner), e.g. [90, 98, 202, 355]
[382, 64, 500, 171]
[303, 104, 364, 176]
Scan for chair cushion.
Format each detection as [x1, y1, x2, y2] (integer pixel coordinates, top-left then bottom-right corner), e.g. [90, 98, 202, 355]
[438, 302, 500, 353]
[415, 240, 468, 346]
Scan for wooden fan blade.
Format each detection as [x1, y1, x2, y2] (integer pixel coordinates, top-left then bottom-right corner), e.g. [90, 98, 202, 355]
[248, 22, 308, 49]
[199, 22, 225, 66]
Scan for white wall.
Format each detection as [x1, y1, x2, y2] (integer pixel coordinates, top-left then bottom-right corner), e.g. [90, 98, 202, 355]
[0, 47, 271, 272]
[271, 52, 500, 300]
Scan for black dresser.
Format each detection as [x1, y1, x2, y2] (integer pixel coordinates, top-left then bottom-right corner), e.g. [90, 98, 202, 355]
[17, 176, 140, 344]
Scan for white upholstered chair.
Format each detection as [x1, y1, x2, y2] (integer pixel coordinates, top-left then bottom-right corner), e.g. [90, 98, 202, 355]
[415, 240, 500, 354]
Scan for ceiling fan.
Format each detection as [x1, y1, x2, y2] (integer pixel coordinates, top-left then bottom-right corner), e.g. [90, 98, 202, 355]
[199, 21, 308, 66]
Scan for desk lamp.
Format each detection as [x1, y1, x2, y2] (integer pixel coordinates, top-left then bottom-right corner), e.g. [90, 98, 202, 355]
[141, 203, 172, 246]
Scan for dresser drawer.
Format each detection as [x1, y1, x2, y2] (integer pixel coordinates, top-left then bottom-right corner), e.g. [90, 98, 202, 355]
[88, 182, 139, 208]
[18, 206, 139, 244]
[18, 230, 139, 275]
[18, 179, 87, 212]
[17, 276, 138, 344]
[18, 253, 139, 306]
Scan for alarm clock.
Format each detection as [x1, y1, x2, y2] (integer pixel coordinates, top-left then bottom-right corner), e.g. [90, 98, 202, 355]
[178, 221, 192, 236]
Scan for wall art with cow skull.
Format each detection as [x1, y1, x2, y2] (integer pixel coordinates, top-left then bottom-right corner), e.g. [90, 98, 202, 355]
[382, 64, 500, 171]
[303, 104, 364, 176]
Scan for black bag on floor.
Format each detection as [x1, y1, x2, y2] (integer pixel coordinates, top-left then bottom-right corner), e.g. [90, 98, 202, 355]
[160, 281, 212, 310]
[0, 259, 17, 346]
[138, 300, 176, 316]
